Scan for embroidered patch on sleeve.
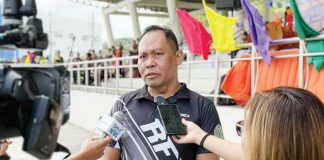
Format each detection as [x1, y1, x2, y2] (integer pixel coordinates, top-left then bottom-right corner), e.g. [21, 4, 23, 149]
[214, 124, 224, 139]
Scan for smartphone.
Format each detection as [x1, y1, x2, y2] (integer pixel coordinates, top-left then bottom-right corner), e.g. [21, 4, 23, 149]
[157, 104, 187, 135]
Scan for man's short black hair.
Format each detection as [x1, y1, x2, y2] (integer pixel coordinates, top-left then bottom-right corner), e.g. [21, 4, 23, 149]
[139, 25, 179, 52]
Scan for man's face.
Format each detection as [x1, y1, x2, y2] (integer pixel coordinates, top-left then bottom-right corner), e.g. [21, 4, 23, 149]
[138, 30, 183, 88]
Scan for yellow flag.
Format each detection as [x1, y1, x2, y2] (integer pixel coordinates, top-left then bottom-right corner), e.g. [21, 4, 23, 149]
[203, 0, 238, 52]
[25, 53, 31, 64]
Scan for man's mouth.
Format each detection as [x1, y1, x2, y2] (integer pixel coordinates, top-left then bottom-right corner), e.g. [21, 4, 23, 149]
[146, 72, 159, 79]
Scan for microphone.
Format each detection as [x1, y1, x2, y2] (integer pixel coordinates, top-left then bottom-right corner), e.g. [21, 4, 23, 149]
[95, 111, 126, 141]
[154, 96, 168, 105]
[112, 111, 125, 124]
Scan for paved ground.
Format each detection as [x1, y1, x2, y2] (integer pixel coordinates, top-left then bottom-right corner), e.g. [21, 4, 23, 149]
[6, 123, 90, 160]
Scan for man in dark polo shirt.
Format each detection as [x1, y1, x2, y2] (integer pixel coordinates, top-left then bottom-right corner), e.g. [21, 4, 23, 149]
[101, 25, 223, 160]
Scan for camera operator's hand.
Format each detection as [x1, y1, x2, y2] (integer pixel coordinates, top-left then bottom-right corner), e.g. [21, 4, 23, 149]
[66, 136, 111, 160]
[0, 139, 12, 156]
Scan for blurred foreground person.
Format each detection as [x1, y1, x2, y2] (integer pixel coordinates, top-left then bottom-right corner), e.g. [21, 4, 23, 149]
[174, 87, 324, 160]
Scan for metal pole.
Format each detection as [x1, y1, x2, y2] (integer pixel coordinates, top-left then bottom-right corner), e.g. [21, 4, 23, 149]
[251, 45, 256, 95]
[104, 61, 108, 94]
[213, 51, 220, 105]
[130, 57, 133, 89]
[116, 59, 120, 95]
[77, 64, 81, 85]
[186, 51, 191, 85]
[85, 67, 89, 88]
[94, 62, 98, 87]
[70, 66, 73, 91]
[298, 40, 305, 88]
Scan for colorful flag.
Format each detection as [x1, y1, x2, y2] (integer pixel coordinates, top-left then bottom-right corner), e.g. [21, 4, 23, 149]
[24, 52, 35, 64]
[240, 0, 272, 66]
[176, 9, 211, 60]
[202, 0, 237, 52]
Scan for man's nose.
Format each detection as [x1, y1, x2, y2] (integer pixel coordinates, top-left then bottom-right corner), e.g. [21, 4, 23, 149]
[145, 56, 156, 68]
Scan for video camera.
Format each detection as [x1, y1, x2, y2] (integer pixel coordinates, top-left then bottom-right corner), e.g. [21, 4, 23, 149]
[0, 0, 48, 49]
[0, 64, 70, 159]
[0, 0, 70, 159]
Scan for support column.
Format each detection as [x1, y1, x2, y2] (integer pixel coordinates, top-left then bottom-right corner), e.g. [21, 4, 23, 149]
[129, 2, 141, 39]
[102, 10, 114, 48]
[166, 0, 183, 42]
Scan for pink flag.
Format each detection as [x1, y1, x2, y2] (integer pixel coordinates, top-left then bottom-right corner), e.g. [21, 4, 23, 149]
[176, 9, 211, 60]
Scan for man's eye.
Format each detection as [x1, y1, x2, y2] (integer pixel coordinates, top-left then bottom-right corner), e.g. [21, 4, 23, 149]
[156, 52, 163, 56]
[139, 55, 145, 59]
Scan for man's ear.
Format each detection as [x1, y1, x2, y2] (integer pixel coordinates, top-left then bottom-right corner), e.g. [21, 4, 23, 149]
[175, 50, 184, 65]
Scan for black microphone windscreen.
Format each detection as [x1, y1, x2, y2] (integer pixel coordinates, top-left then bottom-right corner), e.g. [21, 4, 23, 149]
[112, 111, 124, 123]
[154, 96, 168, 105]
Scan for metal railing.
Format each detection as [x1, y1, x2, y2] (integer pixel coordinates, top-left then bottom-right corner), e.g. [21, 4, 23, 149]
[65, 34, 324, 105]
[67, 56, 140, 94]
[65, 53, 221, 95]
[213, 34, 324, 104]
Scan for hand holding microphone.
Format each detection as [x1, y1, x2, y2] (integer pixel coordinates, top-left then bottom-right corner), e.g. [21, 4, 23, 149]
[66, 137, 111, 160]
[95, 112, 126, 141]
[66, 112, 125, 160]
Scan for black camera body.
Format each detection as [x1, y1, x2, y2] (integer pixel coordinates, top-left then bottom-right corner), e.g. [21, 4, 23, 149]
[0, 0, 70, 158]
[0, 0, 48, 49]
[0, 64, 70, 159]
